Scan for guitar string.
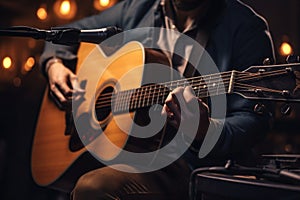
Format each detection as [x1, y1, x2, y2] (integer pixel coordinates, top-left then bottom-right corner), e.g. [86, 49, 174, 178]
[93, 82, 283, 113]
[95, 68, 289, 105]
[95, 70, 232, 99]
[95, 72, 231, 108]
[94, 68, 288, 103]
[96, 69, 287, 102]
[234, 82, 284, 93]
[94, 69, 289, 111]
[94, 69, 288, 111]
[93, 69, 289, 110]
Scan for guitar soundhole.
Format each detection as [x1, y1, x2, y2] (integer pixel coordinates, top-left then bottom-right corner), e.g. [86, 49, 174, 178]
[95, 86, 114, 122]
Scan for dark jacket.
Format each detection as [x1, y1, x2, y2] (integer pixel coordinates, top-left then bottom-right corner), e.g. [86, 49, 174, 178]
[40, 0, 275, 167]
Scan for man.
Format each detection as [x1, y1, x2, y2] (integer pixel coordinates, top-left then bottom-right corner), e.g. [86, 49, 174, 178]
[39, 0, 275, 199]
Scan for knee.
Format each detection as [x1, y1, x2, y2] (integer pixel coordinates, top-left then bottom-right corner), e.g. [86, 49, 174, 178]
[72, 170, 108, 200]
[71, 167, 127, 200]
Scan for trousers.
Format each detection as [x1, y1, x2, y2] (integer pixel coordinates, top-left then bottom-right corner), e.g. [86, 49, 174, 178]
[71, 159, 191, 200]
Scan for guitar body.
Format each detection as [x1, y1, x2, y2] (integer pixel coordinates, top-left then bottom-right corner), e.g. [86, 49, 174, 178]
[31, 41, 147, 191]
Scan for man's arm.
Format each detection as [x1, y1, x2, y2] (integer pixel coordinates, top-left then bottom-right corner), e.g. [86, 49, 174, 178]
[206, 11, 275, 160]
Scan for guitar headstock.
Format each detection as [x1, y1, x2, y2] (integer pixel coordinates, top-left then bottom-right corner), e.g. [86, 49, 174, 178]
[232, 63, 300, 102]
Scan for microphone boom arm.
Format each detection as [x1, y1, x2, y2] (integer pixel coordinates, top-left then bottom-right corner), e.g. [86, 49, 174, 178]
[0, 26, 122, 45]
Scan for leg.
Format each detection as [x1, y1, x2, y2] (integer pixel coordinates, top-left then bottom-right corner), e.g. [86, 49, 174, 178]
[71, 161, 190, 200]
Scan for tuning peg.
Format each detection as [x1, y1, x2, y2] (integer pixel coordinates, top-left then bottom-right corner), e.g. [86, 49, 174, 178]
[286, 55, 300, 63]
[254, 103, 266, 114]
[281, 90, 291, 97]
[254, 89, 264, 96]
[280, 103, 291, 115]
[263, 57, 274, 65]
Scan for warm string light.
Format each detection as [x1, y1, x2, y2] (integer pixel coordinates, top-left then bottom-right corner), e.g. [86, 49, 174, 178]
[2, 56, 12, 69]
[24, 57, 36, 72]
[94, 0, 116, 11]
[53, 0, 77, 20]
[36, 5, 48, 20]
[279, 35, 294, 57]
[36, 0, 118, 21]
[279, 42, 293, 56]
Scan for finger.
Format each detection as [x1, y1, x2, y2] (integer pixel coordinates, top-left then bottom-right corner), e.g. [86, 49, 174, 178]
[183, 86, 196, 102]
[183, 86, 199, 111]
[50, 83, 67, 103]
[69, 75, 85, 101]
[166, 98, 181, 119]
[69, 74, 85, 94]
[198, 99, 210, 115]
[169, 87, 188, 118]
[169, 87, 184, 105]
[161, 103, 169, 116]
[57, 81, 74, 97]
[162, 93, 177, 125]
[162, 92, 173, 115]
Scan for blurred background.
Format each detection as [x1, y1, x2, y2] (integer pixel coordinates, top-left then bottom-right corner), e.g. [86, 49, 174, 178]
[0, 0, 299, 199]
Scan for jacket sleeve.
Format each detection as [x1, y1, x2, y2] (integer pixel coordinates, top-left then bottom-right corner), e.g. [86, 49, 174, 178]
[206, 11, 275, 161]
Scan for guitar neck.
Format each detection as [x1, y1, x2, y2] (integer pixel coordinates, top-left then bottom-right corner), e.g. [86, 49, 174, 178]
[111, 71, 233, 114]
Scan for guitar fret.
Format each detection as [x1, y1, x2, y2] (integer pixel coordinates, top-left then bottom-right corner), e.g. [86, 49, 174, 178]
[211, 81, 216, 96]
[119, 91, 124, 112]
[151, 85, 155, 106]
[124, 90, 130, 111]
[140, 87, 146, 109]
[158, 86, 162, 104]
[196, 78, 200, 97]
[163, 84, 168, 103]
[113, 93, 119, 113]
[183, 80, 187, 88]
[216, 77, 220, 96]
[137, 88, 141, 109]
[129, 90, 133, 111]
[207, 75, 211, 97]
[134, 88, 138, 110]
[141, 88, 145, 107]
[143, 87, 147, 107]
[121, 91, 126, 111]
[146, 86, 151, 107]
[190, 79, 196, 96]
[115, 93, 119, 112]
[131, 89, 136, 110]
[122, 90, 126, 112]
[145, 87, 149, 107]
[118, 92, 124, 112]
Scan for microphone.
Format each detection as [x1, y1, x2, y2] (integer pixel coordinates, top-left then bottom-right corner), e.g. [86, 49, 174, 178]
[49, 26, 123, 45]
[50, 26, 123, 45]
[0, 26, 123, 45]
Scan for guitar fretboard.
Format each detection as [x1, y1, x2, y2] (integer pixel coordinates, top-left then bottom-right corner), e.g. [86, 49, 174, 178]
[111, 72, 232, 114]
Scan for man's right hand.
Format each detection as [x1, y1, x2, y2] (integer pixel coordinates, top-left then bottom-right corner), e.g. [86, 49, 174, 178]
[47, 62, 85, 105]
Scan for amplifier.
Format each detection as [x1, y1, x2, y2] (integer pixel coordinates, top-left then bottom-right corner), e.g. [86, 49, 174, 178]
[190, 157, 300, 200]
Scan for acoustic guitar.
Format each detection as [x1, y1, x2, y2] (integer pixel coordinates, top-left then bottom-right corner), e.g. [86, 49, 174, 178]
[31, 41, 300, 192]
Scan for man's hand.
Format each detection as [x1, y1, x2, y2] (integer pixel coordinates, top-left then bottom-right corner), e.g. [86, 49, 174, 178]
[47, 62, 85, 105]
[162, 86, 210, 144]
